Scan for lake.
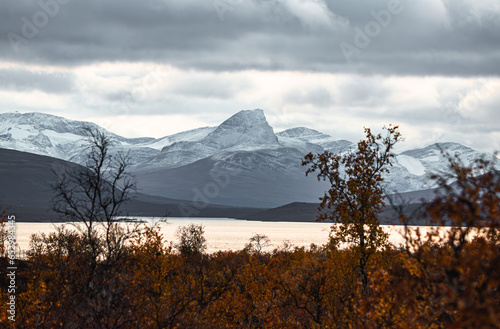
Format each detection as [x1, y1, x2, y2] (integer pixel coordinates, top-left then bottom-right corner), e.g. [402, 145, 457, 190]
[10, 217, 443, 256]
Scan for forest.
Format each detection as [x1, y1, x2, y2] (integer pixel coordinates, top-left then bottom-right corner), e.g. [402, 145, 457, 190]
[1, 126, 499, 328]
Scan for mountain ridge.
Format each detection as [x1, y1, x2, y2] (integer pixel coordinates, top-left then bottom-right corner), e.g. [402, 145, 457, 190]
[1, 110, 498, 208]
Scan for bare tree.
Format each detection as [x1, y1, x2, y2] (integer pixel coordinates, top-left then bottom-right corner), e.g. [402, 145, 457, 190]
[175, 223, 207, 257]
[48, 126, 148, 327]
[245, 233, 271, 255]
[52, 126, 138, 263]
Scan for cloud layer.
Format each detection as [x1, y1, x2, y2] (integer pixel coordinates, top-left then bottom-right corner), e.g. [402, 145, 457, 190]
[2, 0, 500, 75]
[0, 0, 499, 153]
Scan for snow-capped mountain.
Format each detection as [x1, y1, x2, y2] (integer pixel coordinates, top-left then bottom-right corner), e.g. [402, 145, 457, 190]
[0, 112, 99, 160]
[0, 112, 159, 164]
[0, 112, 216, 167]
[385, 142, 500, 193]
[141, 109, 282, 170]
[204, 109, 279, 150]
[142, 126, 215, 151]
[276, 127, 353, 154]
[0, 110, 497, 207]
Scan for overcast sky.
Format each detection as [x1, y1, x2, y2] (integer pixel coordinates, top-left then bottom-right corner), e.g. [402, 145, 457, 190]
[1, 0, 499, 153]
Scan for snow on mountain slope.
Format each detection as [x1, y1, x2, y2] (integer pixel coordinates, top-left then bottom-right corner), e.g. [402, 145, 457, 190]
[274, 130, 498, 195]
[139, 109, 283, 170]
[203, 109, 280, 150]
[385, 142, 500, 192]
[401, 142, 499, 176]
[141, 126, 216, 150]
[0, 112, 93, 135]
[0, 112, 209, 167]
[396, 155, 426, 176]
[277, 127, 335, 145]
[277, 127, 353, 154]
[402, 142, 481, 165]
[0, 112, 98, 159]
[0, 112, 162, 165]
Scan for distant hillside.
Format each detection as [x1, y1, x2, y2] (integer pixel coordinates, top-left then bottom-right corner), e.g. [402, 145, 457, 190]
[239, 202, 320, 222]
[240, 200, 432, 225]
[0, 148, 266, 222]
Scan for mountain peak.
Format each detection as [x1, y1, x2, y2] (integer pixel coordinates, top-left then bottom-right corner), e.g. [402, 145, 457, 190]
[401, 142, 476, 159]
[203, 109, 279, 149]
[222, 109, 266, 125]
[277, 127, 324, 138]
[0, 111, 101, 136]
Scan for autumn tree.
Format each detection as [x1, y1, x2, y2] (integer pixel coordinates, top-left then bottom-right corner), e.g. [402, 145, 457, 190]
[303, 125, 402, 292]
[362, 152, 500, 328]
[128, 227, 191, 328]
[406, 153, 499, 327]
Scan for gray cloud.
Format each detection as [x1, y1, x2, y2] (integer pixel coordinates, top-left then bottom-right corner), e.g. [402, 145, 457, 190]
[284, 87, 334, 107]
[0, 68, 74, 93]
[337, 78, 390, 106]
[169, 76, 251, 100]
[0, 0, 499, 76]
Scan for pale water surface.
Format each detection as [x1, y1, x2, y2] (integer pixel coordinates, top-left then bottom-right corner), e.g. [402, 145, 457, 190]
[11, 218, 444, 255]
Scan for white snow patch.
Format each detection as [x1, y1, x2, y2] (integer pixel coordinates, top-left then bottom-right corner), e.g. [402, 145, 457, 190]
[145, 127, 215, 150]
[9, 126, 33, 140]
[227, 143, 283, 152]
[422, 155, 440, 162]
[397, 155, 426, 176]
[42, 130, 84, 145]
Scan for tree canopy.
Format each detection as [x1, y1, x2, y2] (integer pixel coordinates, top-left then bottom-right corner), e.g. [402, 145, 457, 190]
[303, 125, 402, 291]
